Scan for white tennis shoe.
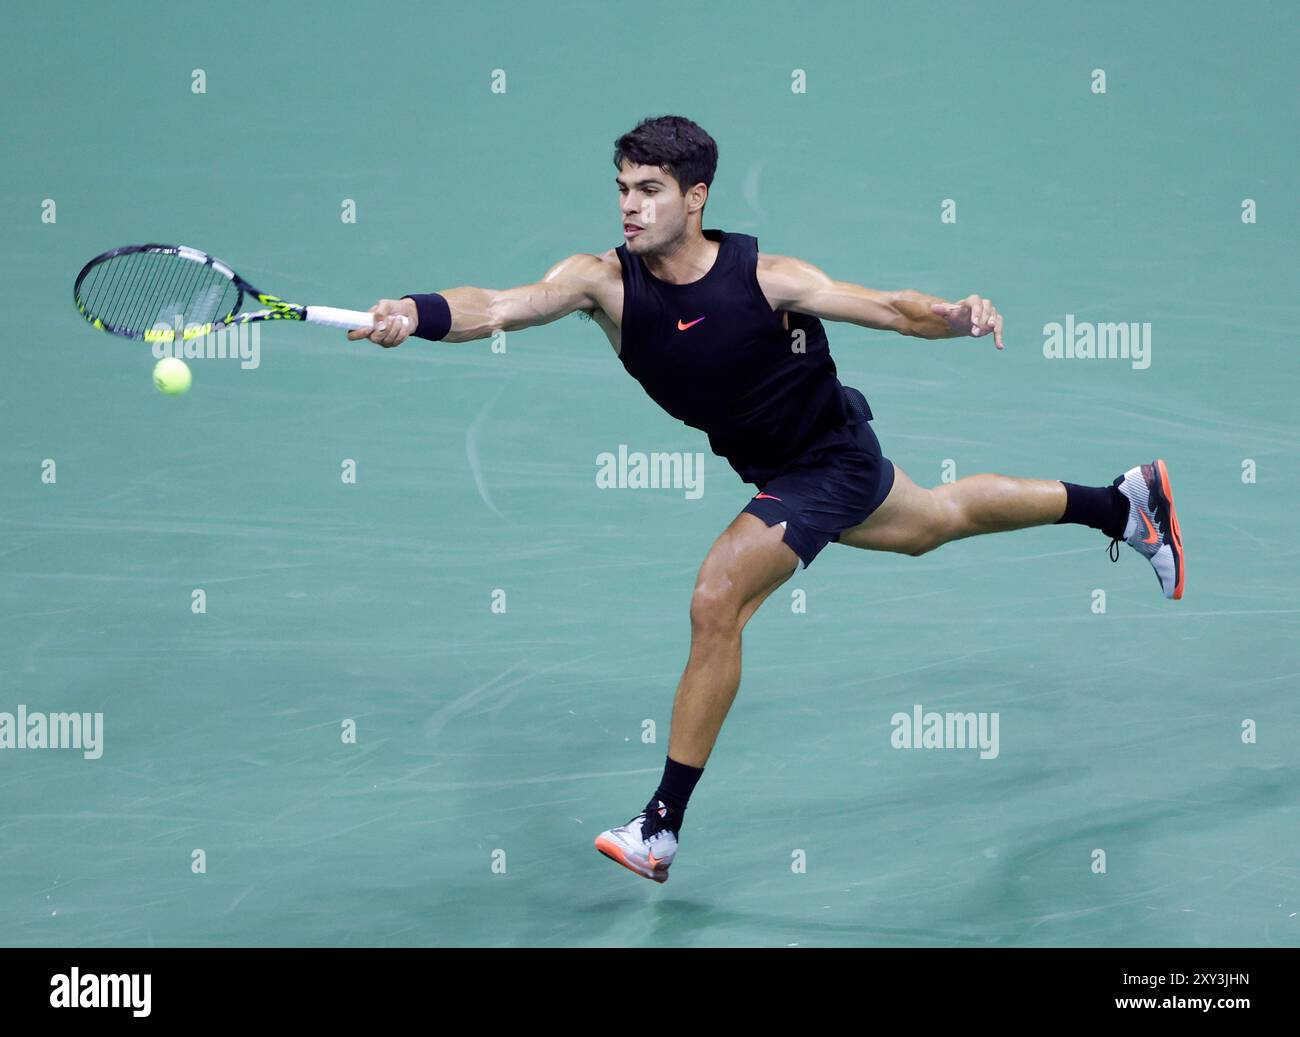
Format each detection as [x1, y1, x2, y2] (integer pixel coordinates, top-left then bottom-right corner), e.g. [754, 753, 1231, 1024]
[1112, 459, 1185, 600]
[594, 800, 678, 883]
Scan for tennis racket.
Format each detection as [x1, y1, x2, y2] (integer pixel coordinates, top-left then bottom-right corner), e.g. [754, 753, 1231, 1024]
[72, 244, 386, 343]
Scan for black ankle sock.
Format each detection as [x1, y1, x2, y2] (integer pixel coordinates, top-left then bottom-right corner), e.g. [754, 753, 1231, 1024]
[649, 756, 703, 833]
[1056, 480, 1129, 541]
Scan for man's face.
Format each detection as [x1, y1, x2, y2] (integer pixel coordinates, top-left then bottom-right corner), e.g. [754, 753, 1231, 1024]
[617, 161, 698, 254]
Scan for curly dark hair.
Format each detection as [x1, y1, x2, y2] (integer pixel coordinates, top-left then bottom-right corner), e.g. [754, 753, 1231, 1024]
[612, 115, 719, 200]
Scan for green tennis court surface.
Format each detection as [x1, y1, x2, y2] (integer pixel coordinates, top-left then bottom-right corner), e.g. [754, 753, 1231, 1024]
[1, 0, 1296, 946]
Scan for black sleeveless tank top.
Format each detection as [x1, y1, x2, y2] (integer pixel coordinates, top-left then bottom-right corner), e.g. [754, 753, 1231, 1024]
[615, 229, 860, 484]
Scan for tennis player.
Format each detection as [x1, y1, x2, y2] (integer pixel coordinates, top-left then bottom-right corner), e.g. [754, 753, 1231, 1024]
[349, 115, 1184, 883]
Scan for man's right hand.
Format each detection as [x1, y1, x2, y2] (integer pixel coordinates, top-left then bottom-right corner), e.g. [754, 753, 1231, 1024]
[347, 298, 418, 347]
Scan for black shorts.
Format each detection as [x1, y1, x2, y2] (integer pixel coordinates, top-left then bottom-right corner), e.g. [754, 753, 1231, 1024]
[740, 386, 895, 568]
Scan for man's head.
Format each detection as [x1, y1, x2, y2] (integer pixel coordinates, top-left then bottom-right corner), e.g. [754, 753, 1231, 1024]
[613, 116, 718, 255]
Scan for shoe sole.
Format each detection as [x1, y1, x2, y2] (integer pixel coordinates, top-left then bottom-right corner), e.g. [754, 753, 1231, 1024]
[594, 834, 670, 883]
[1153, 458, 1185, 600]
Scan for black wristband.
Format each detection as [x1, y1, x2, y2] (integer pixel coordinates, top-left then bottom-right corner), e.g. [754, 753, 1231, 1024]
[401, 293, 452, 341]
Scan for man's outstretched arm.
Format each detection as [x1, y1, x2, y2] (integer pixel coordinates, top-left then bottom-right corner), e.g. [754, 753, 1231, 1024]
[347, 253, 606, 347]
[756, 253, 1005, 349]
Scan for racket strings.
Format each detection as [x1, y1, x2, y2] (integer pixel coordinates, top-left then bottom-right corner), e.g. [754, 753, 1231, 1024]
[78, 250, 240, 338]
[97, 250, 166, 333]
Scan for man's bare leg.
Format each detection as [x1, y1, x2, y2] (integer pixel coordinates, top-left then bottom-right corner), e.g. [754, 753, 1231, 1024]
[667, 512, 800, 767]
[838, 466, 1069, 555]
[593, 511, 799, 881]
[841, 460, 1184, 592]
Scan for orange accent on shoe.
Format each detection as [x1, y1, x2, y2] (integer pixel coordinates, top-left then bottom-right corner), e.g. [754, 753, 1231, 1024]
[1138, 508, 1159, 545]
[1155, 459, 1184, 600]
[594, 834, 668, 883]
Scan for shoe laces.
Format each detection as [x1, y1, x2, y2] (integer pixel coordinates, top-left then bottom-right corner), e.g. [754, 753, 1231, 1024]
[1108, 537, 1121, 563]
[637, 804, 671, 841]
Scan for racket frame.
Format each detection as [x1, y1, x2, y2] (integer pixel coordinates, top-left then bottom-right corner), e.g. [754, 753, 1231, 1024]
[72, 243, 374, 342]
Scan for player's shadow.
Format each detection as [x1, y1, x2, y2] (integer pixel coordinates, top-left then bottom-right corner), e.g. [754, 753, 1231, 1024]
[571, 893, 932, 946]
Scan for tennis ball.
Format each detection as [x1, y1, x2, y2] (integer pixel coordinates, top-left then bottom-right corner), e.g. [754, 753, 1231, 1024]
[153, 357, 192, 396]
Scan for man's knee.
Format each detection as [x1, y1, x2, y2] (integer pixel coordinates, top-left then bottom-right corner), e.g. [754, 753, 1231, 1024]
[689, 578, 743, 638]
[905, 533, 944, 557]
[905, 490, 964, 556]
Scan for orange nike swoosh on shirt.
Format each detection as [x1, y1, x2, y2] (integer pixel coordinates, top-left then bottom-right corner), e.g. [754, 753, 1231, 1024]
[754, 492, 783, 502]
[1138, 508, 1159, 544]
[677, 317, 706, 330]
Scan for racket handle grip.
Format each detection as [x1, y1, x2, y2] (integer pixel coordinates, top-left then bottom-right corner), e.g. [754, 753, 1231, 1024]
[305, 305, 378, 330]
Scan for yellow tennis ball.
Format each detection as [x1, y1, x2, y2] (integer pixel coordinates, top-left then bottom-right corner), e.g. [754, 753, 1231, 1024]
[153, 357, 192, 395]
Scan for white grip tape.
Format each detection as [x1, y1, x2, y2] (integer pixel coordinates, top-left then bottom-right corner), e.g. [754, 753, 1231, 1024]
[305, 305, 383, 330]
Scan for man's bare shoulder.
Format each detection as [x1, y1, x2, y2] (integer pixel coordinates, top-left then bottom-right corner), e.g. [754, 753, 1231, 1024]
[544, 250, 623, 288]
[755, 252, 826, 309]
[756, 251, 821, 279]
